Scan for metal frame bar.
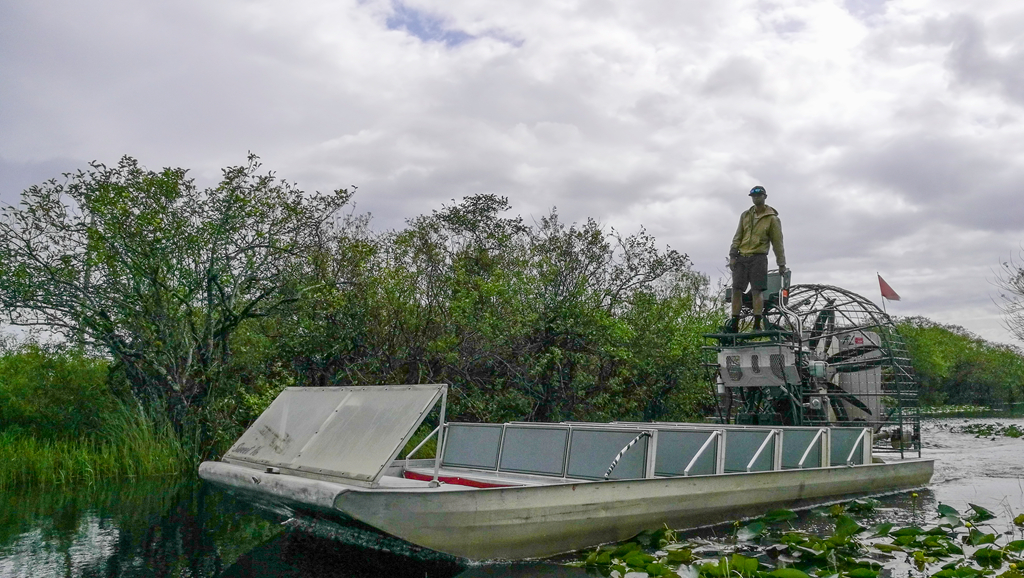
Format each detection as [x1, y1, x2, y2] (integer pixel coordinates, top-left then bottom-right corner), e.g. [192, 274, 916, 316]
[845, 428, 868, 466]
[407, 426, 439, 460]
[683, 430, 720, 476]
[746, 430, 777, 472]
[645, 430, 658, 479]
[797, 428, 826, 468]
[432, 386, 447, 485]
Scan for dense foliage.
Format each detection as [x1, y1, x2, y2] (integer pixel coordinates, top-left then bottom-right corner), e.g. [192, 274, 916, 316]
[0, 342, 186, 488]
[0, 156, 722, 459]
[897, 317, 1024, 407]
[0, 341, 113, 439]
[0, 155, 351, 432]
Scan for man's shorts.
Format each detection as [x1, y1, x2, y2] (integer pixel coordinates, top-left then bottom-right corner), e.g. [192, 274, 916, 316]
[732, 254, 768, 292]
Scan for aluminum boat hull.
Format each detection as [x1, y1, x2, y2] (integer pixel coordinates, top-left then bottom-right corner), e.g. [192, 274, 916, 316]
[200, 458, 933, 560]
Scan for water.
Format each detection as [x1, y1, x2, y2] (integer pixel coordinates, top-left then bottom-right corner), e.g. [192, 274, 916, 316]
[1, 418, 1022, 578]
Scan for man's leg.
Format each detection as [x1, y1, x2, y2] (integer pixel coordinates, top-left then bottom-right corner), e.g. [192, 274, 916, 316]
[728, 257, 746, 333]
[752, 290, 763, 330]
[750, 255, 768, 331]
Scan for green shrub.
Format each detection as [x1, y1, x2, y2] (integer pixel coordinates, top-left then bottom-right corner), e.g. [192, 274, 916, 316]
[0, 343, 115, 439]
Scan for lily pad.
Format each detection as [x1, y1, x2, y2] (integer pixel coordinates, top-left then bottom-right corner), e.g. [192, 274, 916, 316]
[969, 529, 997, 546]
[869, 523, 894, 537]
[770, 569, 812, 578]
[938, 504, 960, 517]
[972, 547, 1003, 567]
[835, 515, 865, 538]
[737, 521, 767, 541]
[763, 509, 799, 523]
[967, 504, 997, 523]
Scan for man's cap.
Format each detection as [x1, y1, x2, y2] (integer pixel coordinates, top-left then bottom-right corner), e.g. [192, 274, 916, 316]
[749, 185, 766, 196]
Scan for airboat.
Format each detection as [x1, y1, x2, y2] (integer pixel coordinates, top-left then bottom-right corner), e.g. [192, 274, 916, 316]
[706, 271, 922, 457]
[199, 272, 932, 561]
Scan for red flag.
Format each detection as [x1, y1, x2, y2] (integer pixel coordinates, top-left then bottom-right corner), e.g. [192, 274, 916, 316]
[878, 274, 900, 301]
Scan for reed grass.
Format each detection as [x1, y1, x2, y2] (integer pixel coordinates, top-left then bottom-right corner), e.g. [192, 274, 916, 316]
[0, 402, 188, 490]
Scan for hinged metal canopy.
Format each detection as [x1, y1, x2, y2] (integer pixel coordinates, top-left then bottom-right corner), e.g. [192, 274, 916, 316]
[223, 384, 446, 487]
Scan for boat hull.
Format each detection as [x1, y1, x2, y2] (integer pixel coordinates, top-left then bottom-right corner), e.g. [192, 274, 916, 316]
[201, 459, 933, 561]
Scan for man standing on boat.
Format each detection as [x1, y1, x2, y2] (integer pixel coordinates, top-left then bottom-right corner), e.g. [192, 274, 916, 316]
[726, 185, 786, 333]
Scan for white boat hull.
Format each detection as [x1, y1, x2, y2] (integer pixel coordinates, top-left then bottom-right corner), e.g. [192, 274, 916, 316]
[200, 458, 933, 560]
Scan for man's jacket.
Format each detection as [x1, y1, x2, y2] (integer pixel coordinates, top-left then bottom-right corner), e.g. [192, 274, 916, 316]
[730, 204, 785, 267]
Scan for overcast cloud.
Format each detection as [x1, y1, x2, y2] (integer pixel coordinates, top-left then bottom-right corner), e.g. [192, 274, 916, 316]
[2, 0, 1023, 344]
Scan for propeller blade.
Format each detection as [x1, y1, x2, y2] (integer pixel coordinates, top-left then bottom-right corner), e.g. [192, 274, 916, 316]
[826, 383, 873, 415]
[829, 396, 849, 420]
[807, 301, 835, 350]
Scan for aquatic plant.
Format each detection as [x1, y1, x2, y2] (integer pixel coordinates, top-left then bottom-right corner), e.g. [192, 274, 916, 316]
[573, 498, 1024, 578]
[950, 422, 1024, 439]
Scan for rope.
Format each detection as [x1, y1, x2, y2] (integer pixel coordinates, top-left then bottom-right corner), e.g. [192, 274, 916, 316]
[604, 431, 651, 479]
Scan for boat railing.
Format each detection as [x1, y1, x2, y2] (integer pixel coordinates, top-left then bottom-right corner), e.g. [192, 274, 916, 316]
[428, 421, 871, 483]
[746, 429, 781, 472]
[683, 430, 720, 476]
[797, 428, 827, 469]
[830, 427, 872, 466]
[844, 428, 869, 466]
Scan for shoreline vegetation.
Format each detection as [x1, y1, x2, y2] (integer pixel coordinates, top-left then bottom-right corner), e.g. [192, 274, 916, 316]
[0, 413, 186, 490]
[0, 157, 1021, 490]
[0, 343, 189, 490]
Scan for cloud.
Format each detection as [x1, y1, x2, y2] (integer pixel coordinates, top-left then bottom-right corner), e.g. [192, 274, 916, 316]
[2, 0, 1024, 344]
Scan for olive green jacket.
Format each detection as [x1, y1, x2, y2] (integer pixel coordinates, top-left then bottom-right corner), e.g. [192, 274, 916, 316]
[729, 204, 785, 268]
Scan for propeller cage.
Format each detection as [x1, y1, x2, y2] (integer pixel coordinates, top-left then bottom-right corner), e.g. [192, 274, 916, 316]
[717, 345, 800, 388]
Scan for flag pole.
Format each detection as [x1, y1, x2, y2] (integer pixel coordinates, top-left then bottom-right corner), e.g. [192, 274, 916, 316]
[878, 272, 887, 315]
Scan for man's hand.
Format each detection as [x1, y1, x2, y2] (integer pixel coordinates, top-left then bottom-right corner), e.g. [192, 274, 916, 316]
[778, 266, 787, 277]
[728, 257, 736, 270]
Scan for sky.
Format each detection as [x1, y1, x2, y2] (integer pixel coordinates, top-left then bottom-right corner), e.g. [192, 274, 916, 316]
[2, 0, 1023, 345]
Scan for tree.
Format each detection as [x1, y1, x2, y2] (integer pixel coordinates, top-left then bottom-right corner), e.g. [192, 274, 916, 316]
[0, 155, 351, 428]
[897, 316, 1024, 407]
[268, 194, 722, 424]
[995, 253, 1024, 343]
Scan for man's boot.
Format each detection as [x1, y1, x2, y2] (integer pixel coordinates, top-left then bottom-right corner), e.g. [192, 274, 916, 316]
[725, 316, 740, 333]
[753, 315, 762, 331]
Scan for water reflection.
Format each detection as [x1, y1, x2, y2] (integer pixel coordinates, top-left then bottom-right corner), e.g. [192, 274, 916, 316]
[1, 417, 1022, 577]
[0, 478, 466, 577]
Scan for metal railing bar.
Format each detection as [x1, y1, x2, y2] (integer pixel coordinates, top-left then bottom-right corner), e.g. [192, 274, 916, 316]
[845, 429, 868, 466]
[746, 430, 776, 473]
[406, 425, 440, 460]
[797, 428, 826, 469]
[683, 431, 720, 476]
[432, 387, 448, 485]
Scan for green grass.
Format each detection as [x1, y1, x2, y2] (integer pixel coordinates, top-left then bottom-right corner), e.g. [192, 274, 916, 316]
[0, 402, 188, 490]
